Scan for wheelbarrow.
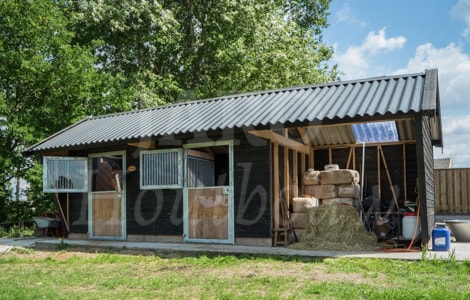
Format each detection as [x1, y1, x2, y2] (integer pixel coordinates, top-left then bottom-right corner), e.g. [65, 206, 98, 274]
[33, 211, 62, 237]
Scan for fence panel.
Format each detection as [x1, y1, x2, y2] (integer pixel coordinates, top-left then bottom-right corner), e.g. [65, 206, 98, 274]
[434, 169, 470, 214]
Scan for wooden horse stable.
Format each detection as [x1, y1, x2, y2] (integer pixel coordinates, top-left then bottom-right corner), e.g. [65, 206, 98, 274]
[24, 70, 443, 247]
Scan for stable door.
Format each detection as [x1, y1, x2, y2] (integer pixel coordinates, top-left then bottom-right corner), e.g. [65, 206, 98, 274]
[88, 152, 126, 240]
[184, 142, 234, 243]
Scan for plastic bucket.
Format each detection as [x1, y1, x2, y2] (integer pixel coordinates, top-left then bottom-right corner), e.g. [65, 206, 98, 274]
[402, 212, 420, 240]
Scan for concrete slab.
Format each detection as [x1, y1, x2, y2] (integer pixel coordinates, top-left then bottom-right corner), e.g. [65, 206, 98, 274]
[24, 238, 470, 261]
[2, 237, 469, 261]
[0, 237, 40, 252]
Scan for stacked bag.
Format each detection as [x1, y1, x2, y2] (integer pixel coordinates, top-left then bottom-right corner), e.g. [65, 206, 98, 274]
[302, 166, 360, 206]
[289, 196, 319, 239]
[288, 166, 360, 239]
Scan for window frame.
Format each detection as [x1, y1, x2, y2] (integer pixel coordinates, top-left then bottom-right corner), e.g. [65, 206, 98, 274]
[43, 156, 88, 193]
[140, 148, 183, 189]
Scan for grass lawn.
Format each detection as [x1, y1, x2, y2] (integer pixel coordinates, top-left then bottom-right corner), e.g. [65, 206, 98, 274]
[1, 246, 469, 299]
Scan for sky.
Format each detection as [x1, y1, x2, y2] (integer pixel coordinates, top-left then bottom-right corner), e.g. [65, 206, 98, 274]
[323, 0, 470, 168]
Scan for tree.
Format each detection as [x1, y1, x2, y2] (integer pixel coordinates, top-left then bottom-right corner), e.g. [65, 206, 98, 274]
[70, 0, 183, 108]
[1, 0, 338, 224]
[164, 0, 338, 98]
[71, 0, 338, 102]
[0, 0, 131, 223]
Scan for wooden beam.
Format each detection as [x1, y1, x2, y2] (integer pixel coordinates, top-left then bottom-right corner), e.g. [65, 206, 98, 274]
[283, 128, 288, 138]
[379, 145, 400, 211]
[311, 140, 416, 150]
[296, 127, 311, 146]
[187, 149, 214, 161]
[43, 150, 69, 157]
[301, 116, 413, 129]
[128, 140, 155, 149]
[249, 130, 310, 154]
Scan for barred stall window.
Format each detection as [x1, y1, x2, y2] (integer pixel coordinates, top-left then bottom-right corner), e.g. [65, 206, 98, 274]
[140, 149, 183, 189]
[43, 157, 88, 193]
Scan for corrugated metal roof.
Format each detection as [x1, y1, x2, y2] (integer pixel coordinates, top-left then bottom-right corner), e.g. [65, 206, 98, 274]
[24, 69, 442, 153]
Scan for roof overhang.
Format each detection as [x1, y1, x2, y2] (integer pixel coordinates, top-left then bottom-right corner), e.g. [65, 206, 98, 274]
[23, 69, 444, 155]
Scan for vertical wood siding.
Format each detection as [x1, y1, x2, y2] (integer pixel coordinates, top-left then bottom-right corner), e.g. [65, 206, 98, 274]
[434, 168, 470, 214]
[415, 114, 435, 243]
[422, 115, 436, 242]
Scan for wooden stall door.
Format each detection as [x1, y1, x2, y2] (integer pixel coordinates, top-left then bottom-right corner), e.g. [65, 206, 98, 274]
[89, 153, 125, 239]
[188, 188, 228, 240]
[92, 192, 122, 237]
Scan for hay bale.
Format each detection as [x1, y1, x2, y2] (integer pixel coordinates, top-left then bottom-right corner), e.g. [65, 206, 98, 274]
[320, 169, 360, 185]
[293, 229, 305, 240]
[321, 198, 354, 206]
[290, 212, 306, 229]
[304, 184, 337, 199]
[337, 183, 360, 198]
[292, 197, 319, 213]
[289, 204, 377, 251]
[303, 169, 321, 185]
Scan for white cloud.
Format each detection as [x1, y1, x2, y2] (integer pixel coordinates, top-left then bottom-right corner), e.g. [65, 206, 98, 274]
[393, 42, 470, 167]
[332, 25, 470, 167]
[362, 29, 406, 54]
[451, 0, 470, 38]
[327, 1, 470, 167]
[333, 28, 406, 79]
[394, 43, 470, 112]
[434, 115, 470, 167]
[335, 4, 367, 27]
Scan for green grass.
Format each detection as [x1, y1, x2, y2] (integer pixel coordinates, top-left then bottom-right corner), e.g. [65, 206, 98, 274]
[0, 249, 469, 299]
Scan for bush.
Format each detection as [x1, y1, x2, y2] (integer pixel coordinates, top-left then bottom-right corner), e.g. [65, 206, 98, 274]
[0, 224, 34, 238]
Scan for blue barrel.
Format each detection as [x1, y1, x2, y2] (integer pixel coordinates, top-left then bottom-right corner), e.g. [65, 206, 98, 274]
[432, 227, 451, 251]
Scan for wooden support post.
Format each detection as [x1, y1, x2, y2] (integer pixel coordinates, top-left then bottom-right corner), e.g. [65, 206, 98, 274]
[293, 150, 298, 199]
[66, 193, 69, 232]
[309, 148, 314, 169]
[403, 144, 408, 202]
[284, 146, 290, 213]
[379, 146, 400, 211]
[377, 146, 381, 200]
[346, 147, 353, 169]
[353, 147, 356, 170]
[301, 153, 306, 174]
[300, 153, 306, 195]
[273, 143, 279, 231]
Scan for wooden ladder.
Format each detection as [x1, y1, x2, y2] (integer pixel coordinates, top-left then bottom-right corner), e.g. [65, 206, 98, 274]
[273, 195, 295, 246]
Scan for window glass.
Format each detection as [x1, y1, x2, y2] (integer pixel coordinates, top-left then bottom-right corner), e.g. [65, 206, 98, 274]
[91, 155, 123, 192]
[352, 121, 399, 143]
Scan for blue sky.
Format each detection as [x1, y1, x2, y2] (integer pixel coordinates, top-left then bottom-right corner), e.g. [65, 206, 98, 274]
[324, 0, 470, 167]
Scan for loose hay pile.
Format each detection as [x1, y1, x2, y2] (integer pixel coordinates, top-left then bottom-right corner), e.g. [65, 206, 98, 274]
[289, 204, 378, 251]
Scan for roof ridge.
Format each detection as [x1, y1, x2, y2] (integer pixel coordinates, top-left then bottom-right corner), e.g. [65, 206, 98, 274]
[87, 70, 431, 121]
